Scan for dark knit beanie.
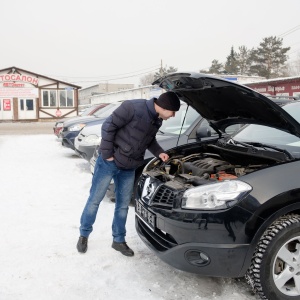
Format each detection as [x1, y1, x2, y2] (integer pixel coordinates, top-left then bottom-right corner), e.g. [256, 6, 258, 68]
[155, 91, 180, 111]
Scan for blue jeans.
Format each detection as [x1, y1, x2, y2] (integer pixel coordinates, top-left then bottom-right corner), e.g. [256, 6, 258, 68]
[79, 155, 135, 243]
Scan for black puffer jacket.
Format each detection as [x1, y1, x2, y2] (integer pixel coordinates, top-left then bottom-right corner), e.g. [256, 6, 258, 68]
[99, 98, 164, 169]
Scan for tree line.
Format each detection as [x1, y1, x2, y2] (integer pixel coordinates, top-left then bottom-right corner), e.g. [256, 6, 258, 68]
[139, 36, 300, 85]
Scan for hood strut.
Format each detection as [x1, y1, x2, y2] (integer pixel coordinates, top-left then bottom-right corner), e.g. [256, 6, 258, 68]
[175, 105, 189, 149]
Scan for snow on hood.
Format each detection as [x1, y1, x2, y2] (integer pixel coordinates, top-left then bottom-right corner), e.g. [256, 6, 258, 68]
[153, 72, 300, 137]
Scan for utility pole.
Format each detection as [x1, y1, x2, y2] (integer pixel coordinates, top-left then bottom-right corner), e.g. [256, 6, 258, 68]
[160, 59, 163, 76]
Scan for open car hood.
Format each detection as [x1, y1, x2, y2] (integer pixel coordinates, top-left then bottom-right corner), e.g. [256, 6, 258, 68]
[153, 72, 300, 137]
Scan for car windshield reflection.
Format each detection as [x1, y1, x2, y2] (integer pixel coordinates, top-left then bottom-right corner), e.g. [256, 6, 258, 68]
[232, 102, 300, 157]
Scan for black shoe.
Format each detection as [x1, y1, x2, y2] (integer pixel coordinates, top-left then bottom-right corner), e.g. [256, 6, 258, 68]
[77, 236, 88, 253]
[112, 241, 134, 256]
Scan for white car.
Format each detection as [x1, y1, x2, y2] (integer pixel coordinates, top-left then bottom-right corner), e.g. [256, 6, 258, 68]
[74, 121, 104, 161]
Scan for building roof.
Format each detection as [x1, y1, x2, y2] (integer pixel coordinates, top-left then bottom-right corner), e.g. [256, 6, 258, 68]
[246, 75, 300, 86]
[0, 66, 82, 89]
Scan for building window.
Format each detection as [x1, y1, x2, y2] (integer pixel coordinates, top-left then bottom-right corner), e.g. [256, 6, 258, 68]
[20, 99, 34, 111]
[42, 89, 74, 107]
[50, 91, 56, 106]
[42, 90, 49, 106]
[42, 90, 57, 107]
[59, 90, 66, 106]
[59, 89, 74, 107]
[67, 89, 74, 106]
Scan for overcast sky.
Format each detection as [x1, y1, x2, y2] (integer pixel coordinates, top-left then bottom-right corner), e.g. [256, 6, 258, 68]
[1, 0, 300, 88]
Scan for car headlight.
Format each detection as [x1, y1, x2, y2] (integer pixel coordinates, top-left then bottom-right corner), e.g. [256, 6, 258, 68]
[182, 180, 252, 210]
[85, 134, 101, 145]
[69, 123, 86, 131]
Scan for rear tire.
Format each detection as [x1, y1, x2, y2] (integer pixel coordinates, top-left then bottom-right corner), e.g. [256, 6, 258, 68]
[246, 214, 300, 300]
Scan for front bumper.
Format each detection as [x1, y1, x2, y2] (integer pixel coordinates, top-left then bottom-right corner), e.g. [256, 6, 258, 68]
[74, 144, 96, 161]
[61, 131, 79, 150]
[135, 215, 249, 278]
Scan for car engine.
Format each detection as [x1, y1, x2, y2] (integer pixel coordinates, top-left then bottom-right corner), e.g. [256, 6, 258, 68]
[142, 130, 294, 193]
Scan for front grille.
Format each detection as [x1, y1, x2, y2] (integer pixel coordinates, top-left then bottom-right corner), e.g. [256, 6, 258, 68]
[152, 185, 177, 207]
[139, 175, 185, 209]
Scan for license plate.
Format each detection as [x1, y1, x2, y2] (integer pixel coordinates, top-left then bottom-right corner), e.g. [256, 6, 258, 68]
[136, 201, 156, 231]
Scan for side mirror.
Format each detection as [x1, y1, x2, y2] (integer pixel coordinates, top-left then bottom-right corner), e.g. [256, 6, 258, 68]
[196, 126, 211, 138]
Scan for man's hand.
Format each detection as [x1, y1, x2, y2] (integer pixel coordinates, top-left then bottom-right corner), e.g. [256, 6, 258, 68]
[106, 157, 114, 161]
[159, 153, 169, 162]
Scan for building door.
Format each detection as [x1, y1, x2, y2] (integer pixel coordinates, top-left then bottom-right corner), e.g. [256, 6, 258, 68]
[0, 98, 14, 120]
[18, 98, 36, 119]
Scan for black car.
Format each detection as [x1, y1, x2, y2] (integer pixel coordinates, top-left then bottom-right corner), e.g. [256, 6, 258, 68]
[135, 72, 300, 300]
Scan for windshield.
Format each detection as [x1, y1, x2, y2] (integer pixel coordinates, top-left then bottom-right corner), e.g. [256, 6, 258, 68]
[80, 105, 100, 116]
[159, 104, 199, 134]
[93, 103, 122, 118]
[232, 102, 300, 157]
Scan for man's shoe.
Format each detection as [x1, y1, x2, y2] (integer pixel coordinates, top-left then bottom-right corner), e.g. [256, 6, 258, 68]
[112, 241, 134, 256]
[77, 236, 88, 253]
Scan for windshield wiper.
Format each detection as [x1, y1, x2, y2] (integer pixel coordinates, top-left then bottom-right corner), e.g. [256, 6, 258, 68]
[229, 139, 294, 160]
[246, 142, 294, 160]
[158, 130, 165, 134]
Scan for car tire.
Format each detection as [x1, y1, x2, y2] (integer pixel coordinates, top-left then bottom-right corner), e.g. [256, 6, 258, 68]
[246, 214, 300, 300]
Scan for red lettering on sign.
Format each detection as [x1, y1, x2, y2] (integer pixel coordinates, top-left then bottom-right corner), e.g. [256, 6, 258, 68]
[3, 99, 11, 111]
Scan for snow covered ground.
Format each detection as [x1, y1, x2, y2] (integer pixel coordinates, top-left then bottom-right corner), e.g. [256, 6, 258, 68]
[0, 133, 259, 300]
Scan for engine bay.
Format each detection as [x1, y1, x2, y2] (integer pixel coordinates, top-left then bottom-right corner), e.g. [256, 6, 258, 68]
[143, 142, 279, 188]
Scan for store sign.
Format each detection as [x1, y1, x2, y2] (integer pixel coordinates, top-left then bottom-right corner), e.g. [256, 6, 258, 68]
[0, 74, 39, 85]
[3, 99, 11, 111]
[0, 88, 38, 98]
[3, 82, 25, 87]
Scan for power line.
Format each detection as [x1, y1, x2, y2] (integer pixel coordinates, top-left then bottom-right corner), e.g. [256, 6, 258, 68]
[48, 65, 160, 80]
[279, 24, 300, 37]
[69, 68, 160, 84]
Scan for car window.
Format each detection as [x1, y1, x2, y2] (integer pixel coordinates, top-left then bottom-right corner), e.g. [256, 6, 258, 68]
[160, 104, 199, 134]
[93, 103, 121, 117]
[80, 105, 98, 116]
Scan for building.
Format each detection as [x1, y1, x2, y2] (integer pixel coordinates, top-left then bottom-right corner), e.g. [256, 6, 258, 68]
[79, 83, 135, 106]
[90, 85, 164, 105]
[245, 76, 300, 98]
[218, 74, 266, 84]
[0, 66, 81, 122]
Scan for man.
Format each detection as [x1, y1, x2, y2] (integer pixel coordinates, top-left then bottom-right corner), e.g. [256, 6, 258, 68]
[77, 91, 180, 256]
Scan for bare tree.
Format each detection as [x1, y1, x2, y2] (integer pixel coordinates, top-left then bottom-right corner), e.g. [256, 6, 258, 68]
[139, 73, 156, 86]
[154, 65, 178, 79]
[285, 51, 300, 76]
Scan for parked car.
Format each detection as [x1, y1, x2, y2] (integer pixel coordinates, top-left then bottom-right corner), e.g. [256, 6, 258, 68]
[135, 72, 300, 300]
[83, 102, 207, 164]
[74, 119, 106, 162]
[60, 102, 121, 150]
[53, 103, 108, 137]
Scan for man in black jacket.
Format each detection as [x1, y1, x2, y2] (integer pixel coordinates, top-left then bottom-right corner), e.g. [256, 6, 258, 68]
[77, 91, 180, 256]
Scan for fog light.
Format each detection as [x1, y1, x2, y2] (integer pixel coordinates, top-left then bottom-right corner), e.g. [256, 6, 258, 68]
[185, 250, 210, 267]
